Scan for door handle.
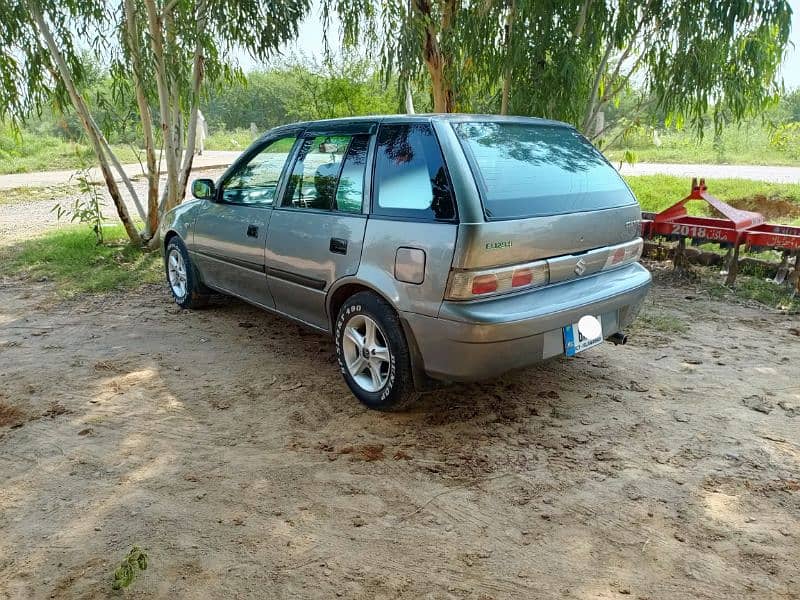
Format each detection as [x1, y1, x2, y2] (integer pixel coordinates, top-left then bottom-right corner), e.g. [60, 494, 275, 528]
[329, 237, 348, 255]
[246, 224, 258, 238]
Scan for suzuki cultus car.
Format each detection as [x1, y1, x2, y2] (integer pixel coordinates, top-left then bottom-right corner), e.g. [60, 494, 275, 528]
[161, 115, 651, 410]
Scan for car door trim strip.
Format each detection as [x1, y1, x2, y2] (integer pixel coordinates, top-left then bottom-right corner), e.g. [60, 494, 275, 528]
[194, 250, 265, 273]
[265, 267, 327, 291]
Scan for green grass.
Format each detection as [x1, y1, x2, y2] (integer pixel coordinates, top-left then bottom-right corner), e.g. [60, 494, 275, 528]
[705, 274, 799, 313]
[632, 310, 689, 335]
[0, 225, 161, 297]
[625, 174, 800, 224]
[204, 127, 258, 151]
[0, 129, 141, 175]
[606, 123, 799, 166]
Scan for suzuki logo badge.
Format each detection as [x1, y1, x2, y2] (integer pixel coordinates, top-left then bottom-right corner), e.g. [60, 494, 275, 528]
[574, 258, 587, 276]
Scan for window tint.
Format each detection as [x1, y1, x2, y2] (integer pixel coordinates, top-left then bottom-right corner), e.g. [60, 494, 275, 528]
[282, 135, 351, 210]
[454, 122, 635, 219]
[334, 135, 369, 214]
[221, 136, 296, 206]
[373, 123, 455, 220]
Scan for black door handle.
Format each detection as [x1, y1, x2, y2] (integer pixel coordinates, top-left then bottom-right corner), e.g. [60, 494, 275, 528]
[246, 224, 258, 238]
[329, 237, 348, 255]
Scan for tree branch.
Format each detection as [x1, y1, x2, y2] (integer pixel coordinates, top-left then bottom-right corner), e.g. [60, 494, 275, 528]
[573, 0, 593, 40]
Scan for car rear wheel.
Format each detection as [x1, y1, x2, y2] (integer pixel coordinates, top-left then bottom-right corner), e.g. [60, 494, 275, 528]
[165, 237, 210, 309]
[335, 291, 418, 411]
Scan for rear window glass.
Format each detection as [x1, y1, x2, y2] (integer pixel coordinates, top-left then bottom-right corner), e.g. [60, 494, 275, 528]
[453, 122, 635, 219]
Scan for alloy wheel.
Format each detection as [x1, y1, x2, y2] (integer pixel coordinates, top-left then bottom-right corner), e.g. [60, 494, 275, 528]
[342, 314, 391, 392]
[167, 248, 188, 299]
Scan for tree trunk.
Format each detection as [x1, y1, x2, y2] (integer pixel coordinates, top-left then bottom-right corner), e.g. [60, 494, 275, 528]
[405, 82, 416, 114]
[177, 1, 207, 205]
[124, 0, 159, 238]
[144, 0, 180, 212]
[500, 0, 515, 115]
[427, 55, 453, 112]
[582, 41, 613, 133]
[28, 1, 141, 245]
[415, 0, 456, 113]
[573, 0, 592, 39]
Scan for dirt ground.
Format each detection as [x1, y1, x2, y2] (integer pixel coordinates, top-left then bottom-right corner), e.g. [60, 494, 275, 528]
[0, 271, 798, 599]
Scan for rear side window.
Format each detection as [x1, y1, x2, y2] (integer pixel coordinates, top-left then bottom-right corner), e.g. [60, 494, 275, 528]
[335, 135, 369, 214]
[373, 123, 455, 221]
[453, 122, 635, 219]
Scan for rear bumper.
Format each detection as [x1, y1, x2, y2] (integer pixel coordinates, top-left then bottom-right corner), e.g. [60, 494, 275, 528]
[401, 262, 652, 382]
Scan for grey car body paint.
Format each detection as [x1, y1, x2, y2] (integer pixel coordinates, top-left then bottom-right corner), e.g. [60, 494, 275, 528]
[162, 114, 652, 386]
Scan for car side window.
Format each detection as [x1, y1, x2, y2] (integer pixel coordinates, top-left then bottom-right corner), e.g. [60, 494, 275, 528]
[221, 135, 296, 206]
[373, 123, 455, 220]
[282, 135, 351, 210]
[334, 135, 370, 214]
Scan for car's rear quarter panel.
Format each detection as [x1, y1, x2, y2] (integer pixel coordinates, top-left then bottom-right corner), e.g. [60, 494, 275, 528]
[355, 219, 457, 318]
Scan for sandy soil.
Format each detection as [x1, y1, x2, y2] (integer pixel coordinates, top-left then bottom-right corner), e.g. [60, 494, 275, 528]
[0, 272, 798, 599]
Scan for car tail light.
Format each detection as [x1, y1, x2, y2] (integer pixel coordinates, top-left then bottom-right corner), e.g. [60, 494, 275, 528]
[604, 238, 643, 270]
[471, 274, 498, 295]
[446, 260, 549, 300]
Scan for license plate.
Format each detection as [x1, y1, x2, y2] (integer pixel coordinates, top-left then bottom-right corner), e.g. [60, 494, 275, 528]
[564, 315, 603, 357]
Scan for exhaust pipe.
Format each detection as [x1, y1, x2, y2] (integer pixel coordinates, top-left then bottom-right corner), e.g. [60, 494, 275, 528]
[608, 332, 628, 345]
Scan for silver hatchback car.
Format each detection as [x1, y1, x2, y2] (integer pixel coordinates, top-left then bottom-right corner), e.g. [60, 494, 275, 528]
[161, 115, 651, 410]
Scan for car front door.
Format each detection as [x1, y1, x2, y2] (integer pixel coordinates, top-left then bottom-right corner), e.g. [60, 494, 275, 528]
[265, 123, 375, 330]
[192, 132, 300, 308]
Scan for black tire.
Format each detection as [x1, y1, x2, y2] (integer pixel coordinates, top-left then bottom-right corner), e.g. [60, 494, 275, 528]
[164, 237, 210, 309]
[335, 291, 419, 411]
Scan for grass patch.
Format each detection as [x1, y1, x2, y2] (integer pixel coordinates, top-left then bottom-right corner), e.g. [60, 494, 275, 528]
[625, 175, 800, 224]
[0, 129, 140, 175]
[632, 310, 689, 335]
[705, 275, 799, 313]
[606, 123, 799, 166]
[205, 127, 258, 151]
[0, 225, 161, 297]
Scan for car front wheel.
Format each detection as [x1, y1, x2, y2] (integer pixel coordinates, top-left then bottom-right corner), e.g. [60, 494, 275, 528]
[165, 237, 210, 309]
[335, 291, 418, 411]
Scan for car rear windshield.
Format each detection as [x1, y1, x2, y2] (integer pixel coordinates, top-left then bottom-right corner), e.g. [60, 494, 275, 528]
[453, 121, 635, 219]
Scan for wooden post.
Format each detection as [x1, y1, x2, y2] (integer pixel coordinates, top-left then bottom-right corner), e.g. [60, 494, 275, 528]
[724, 243, 741, 287]
[673, 237, 687, 270]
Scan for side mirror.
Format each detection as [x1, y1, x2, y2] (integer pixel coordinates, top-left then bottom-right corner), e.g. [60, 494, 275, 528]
[192, 178, 215, 200]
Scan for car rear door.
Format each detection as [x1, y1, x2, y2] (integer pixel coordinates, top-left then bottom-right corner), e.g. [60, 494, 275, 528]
[264, 121, 375, 330]
[192, 131, 300, 308]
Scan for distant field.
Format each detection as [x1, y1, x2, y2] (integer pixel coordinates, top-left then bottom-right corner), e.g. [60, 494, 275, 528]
[0, 128, 141, 175]
[606, 122, 799, 166]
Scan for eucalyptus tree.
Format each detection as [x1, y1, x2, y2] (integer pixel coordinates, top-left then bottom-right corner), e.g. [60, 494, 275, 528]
[326, 0, 793, 141]
[0, 0, 309, 246]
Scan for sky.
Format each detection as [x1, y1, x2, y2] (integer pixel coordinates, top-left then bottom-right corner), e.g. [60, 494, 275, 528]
[782, 0, 800, 89]
[254, 0, 800, 91]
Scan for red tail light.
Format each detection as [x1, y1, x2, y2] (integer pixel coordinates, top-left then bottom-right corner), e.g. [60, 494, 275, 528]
[511, 268, 534, 287]
[471, 274, 498, 295]
[446, 260, 550, 300]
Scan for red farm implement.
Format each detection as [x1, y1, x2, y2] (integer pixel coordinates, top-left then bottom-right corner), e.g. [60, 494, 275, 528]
[641, 178, 800, 287]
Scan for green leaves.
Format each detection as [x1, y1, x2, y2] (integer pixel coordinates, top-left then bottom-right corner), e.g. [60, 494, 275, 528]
[324, 0, 792, 139]
[111, 546, 148, 591]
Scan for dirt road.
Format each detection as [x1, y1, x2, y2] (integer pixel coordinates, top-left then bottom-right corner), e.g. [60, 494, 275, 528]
[0, 169, 225, 244]
[0, 152, 240, 190]
[0, 272, 798, 599]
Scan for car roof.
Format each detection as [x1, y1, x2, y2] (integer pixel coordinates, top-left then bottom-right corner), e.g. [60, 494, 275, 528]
[263, 113, 571, 137]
